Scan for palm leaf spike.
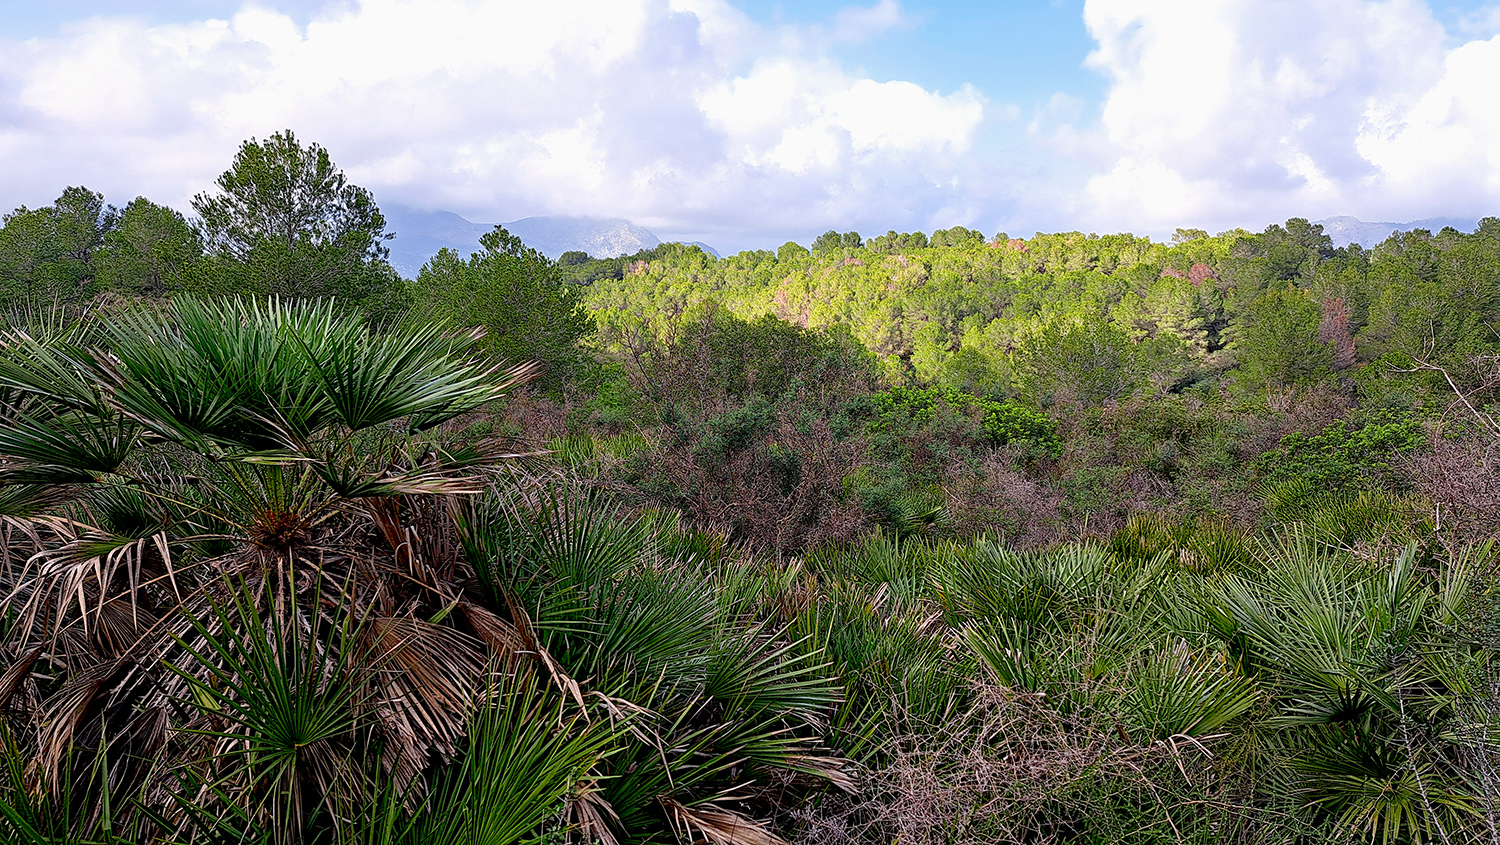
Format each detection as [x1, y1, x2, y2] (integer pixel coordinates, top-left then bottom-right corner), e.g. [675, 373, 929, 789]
[291, 314, 526, 434]
[400, 671, 618, 845]
[0, 328, 111, 419]
[0, 411, 140, 480]
[1435, 539, 1494, 626]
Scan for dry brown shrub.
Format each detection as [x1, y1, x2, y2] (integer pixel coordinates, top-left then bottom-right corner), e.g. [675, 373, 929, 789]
[941, 450, 1064, 548]
[646, 411, 873, 553]
[1401, 431, 1500, 545]
[789, 682, 1272, 845]
[489, 386, 570, 444]
[1238, 383, 1352, 460]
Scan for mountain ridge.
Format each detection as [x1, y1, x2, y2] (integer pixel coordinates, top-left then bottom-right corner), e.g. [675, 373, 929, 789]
[382, 206, 684, 277]
[1314, 214, 1481, 248]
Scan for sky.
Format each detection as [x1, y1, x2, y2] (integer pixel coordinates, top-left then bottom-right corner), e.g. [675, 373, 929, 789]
[2, 0, 1499, 252]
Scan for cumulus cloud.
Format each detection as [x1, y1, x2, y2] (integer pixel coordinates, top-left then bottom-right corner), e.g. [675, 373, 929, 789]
[0, 0, 985, 248]
[9, 0, 1493, 246]
[700, 60, 982, 172]
[1080, 0, 1500, 232]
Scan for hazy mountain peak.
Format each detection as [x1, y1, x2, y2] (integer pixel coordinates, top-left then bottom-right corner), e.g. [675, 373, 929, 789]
[503, 216, 660, 260]
[1314, 215, 1480, 248]
[382, 206, 684, 277]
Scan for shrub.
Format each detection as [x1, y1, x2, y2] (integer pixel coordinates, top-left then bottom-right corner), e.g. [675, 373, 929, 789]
[1256, 413, 1426, 493]
[864, 386, 1060, 456]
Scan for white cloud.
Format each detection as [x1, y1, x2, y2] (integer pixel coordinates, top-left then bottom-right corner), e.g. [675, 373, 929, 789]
[1355, 34, 1500, 208]
[15, 0, 1490, 247]
[1080, 0, 1500, 232]
[0, 0, 983, 249]
[699, 59, 983, 172]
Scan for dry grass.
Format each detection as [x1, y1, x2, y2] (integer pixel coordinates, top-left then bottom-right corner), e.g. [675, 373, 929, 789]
[789, 682, 1283, 845]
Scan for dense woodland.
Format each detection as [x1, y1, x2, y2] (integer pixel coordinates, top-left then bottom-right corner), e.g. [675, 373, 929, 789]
[2, 132, 1500, 844]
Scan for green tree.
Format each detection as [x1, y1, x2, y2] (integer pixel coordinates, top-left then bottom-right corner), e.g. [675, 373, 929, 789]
[811, 230, 862, 253]
[930, 226, 985, 249]
[414, 225, 594, 390]
[1232, 284, 1329, 389]
[192, 130, 397, 306]
[1014, 321, 1145, 405]
[0, 186, 113, 305]
[96, 197, 202, 297]
[867, 230, 928, 253]
[777, 240, 810, 261]
[1222, 218, 1334, 297]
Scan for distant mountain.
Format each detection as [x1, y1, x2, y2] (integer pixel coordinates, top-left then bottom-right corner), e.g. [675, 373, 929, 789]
[381, 209, 490, 277]
[1315, 215, 1480, 248]
[504, 216, 660, 261]
[382, 206, 677, 277]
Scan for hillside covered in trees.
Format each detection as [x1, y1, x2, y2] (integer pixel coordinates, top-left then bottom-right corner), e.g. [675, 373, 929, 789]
[2, 133, 1500, 845]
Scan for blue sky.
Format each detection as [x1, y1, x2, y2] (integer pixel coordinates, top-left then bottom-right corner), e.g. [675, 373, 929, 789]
[3, 0, 1500, 251]
[738, 1, 1104, 105]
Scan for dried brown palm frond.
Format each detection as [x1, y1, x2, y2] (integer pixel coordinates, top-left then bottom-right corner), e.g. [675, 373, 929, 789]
[361, 616, 488, 781]
[0, 646, 40, 712]
[660, 795, 790, 845]
[567, 780, 623, 845]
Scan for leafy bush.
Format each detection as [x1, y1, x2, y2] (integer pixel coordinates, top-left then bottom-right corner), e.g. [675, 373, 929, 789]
[864, 386, 1060, 456]
[1256, 414, 1426, 493]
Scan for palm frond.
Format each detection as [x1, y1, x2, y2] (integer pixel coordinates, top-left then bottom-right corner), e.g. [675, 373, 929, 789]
[0, 412, 139, 478]
[660, 796, 788, 845]
[165, 580, 372, 845]
[401, 673, 616, 845]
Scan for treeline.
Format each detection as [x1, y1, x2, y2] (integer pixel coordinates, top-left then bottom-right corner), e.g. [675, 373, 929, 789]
[11, 132, 1496, 418]
[10, 132, 1500, 551]
[578, 218, 1500, 405]
[1, 131, 593, 392]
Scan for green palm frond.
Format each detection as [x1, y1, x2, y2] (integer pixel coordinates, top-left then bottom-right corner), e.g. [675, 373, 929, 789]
[458, 489, 657, 611]
[934, 539, 1112, 626]
[1290, 724, 1474, 845]
[0, 329, 110, 420]
[705, 627, 841, 724]
[1120, 642, 1258, 739]
[964, 618, 1049, 694]
[0, 413, 138, 478]
[396, 675, 616, 845]
[295, 317, 520, 433]
[578, 566, 719, 690]
[166, 581, 373, 845]
[0, 484, 71, 519]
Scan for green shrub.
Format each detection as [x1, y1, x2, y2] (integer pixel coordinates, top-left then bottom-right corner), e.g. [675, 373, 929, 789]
[865, 386, 1060, 455]
[1256, 414, 1425, 493]
[692, 396, 775, 461]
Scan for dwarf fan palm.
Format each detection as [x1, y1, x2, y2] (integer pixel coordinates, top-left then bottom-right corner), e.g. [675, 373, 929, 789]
[456, 488, 852, 844]
[1202, 527, 1492, 842]
[0, 298, 543, 839]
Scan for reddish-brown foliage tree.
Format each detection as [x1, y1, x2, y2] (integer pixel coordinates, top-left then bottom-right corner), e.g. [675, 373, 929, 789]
[1319, 296, 1357, 370]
